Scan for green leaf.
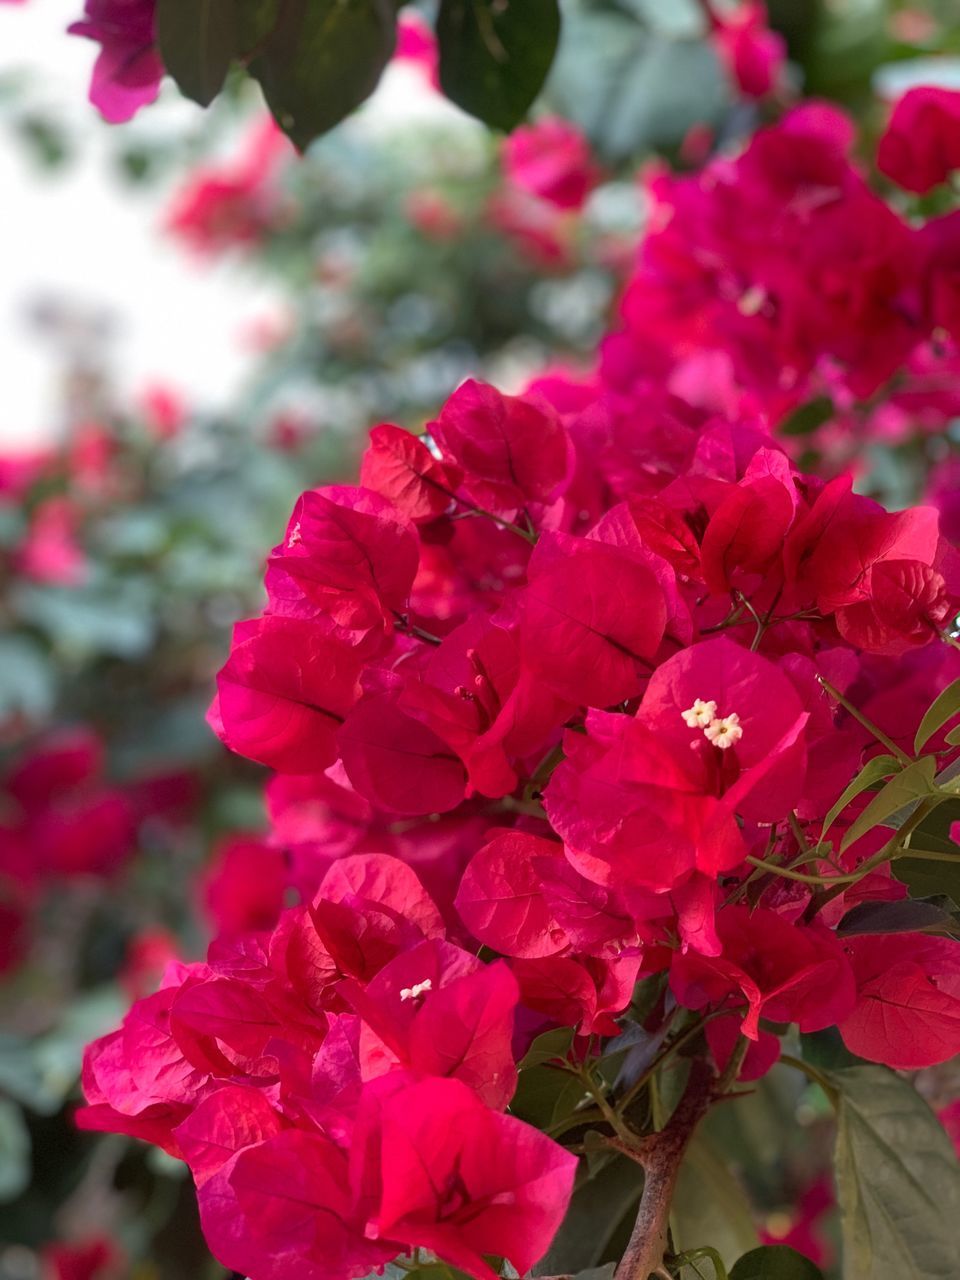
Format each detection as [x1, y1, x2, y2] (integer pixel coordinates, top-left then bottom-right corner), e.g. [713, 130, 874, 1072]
[402, 1268, 473, 1280]
[0, 1100, 30, 1203]
[839, 757, 938, 852]
[827, 1065, 960, 1280]
[778, 396, 835, 438]
[250, 0, 396, 150]
[436, 0, 561, 131]
[236, 0, 281, 53]
[511, 1063, 585, 1130]
[532, 1156, 643, 1275]
[820, 754, 898, 839]
[156, 0, 238, 106]
[800, 1027, 866, 1072]
[837, 896, 956, 936]
[914, 679, 960, 754]
[894, 854, 960, 905]
[730, 1246, 824, 1280]
[672, 1133, 760, 1269]
[520, 1025, 575, 1069]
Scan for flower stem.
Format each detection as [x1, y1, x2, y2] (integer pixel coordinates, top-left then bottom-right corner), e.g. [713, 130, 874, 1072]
[614, 1061, 716, 1280]
[817, 677, 912, 766]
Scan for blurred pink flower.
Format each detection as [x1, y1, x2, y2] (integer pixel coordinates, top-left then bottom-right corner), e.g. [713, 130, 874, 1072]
[68, 0, 164, 124]
[503, 117, 600, 211]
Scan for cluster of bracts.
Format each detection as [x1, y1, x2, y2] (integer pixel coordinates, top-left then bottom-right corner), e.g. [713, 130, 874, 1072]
[77, 94, 960, 1280]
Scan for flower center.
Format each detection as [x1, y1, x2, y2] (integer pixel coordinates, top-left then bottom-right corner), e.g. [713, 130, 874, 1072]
[704, 712, 743, 750]
[681, 700, 744, 750]
[681, 698, 717, 728]
[399, 978, 433, 1002]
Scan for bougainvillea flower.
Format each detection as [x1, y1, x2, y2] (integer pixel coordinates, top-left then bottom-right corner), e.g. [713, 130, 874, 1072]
[16, 497, 88, 586]
[920, 210, 960, 348]
[343, 939, 520, 1108]
[77, 985, 213, 1154]
[174, 1085, 284, 1187]
[166, 118, 292, 257]
[398, 612, 573, 800]
[671, 906, 856, 1040]
[338, 690, 469, 814]
[637, 637, 810, 822]
[268, 485, 420, 641]
[189, 1076, 574, 1280]
[698, 456, 797, 594]
[456, 829, 666, 961]
[42, 1236, 125, 1280]
[837, 932, 960, 1069]
[521, 533, 668, 707]
[456, 830, 571, 960]
[785, 476, 959, 653]
[708, 0, 786, 99]
[502, 117, 599, 211]
[201, 834, 289, 938]
[511, 951, 642, 1037]
[878, 85, 960, 194]
[367, 1077, 577, 1278]
[359, 423, 461, 523]
[545, 709, 748, 892]
[429, 380, 573, 519]
[68, 0, 164, 123]
[545, 639, 809, 893]
[2, 729, 137, 879]
[394, 7, 440, 88]
[210, 617, 363, 772]
[198, 1125, 388, 1280]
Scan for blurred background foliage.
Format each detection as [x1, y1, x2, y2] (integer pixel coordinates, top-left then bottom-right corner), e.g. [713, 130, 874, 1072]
[1, 1, 960, 1278]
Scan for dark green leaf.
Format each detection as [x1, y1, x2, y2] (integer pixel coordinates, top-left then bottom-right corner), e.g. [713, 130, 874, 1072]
[827, 1065, 960, 1280]
[839, 757, 937, 852]
[236, 0, 281, 53]
[511, 1063, 585, 1129]
[800, 1027, 866, 1072]
[893, 797, 960, 902]
[820, 754, 898, 839]
[157, 0, 238, 106]
[532, 1156, 643, 1274]
[436, 0, 560, 131]
[914, 679, 960, 754]
[837, 896, 956, 936]
[730, 1246, 824, 1280]
[779, 396, 835, 438]
[894, 854, 960, 905]
[250, 0, 396, 150]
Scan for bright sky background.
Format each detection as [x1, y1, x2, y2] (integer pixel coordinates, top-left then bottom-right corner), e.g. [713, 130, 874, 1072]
[0, 0, 461, 452]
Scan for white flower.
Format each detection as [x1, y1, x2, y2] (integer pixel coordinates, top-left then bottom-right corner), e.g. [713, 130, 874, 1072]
[704, 712, 743, 750]
[681, 698, 718, 729]
[399, 978, 433, 1002]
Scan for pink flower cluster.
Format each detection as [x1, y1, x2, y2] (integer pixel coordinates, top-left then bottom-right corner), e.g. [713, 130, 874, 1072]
[79, 853, 575, 1278]
[606, 99, 960, 423]
[0, 728, 197, 976]
[79, 96, 960, 1280]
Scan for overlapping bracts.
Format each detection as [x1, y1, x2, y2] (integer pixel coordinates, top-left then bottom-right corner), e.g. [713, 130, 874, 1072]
[82, 101, 960, 1280]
